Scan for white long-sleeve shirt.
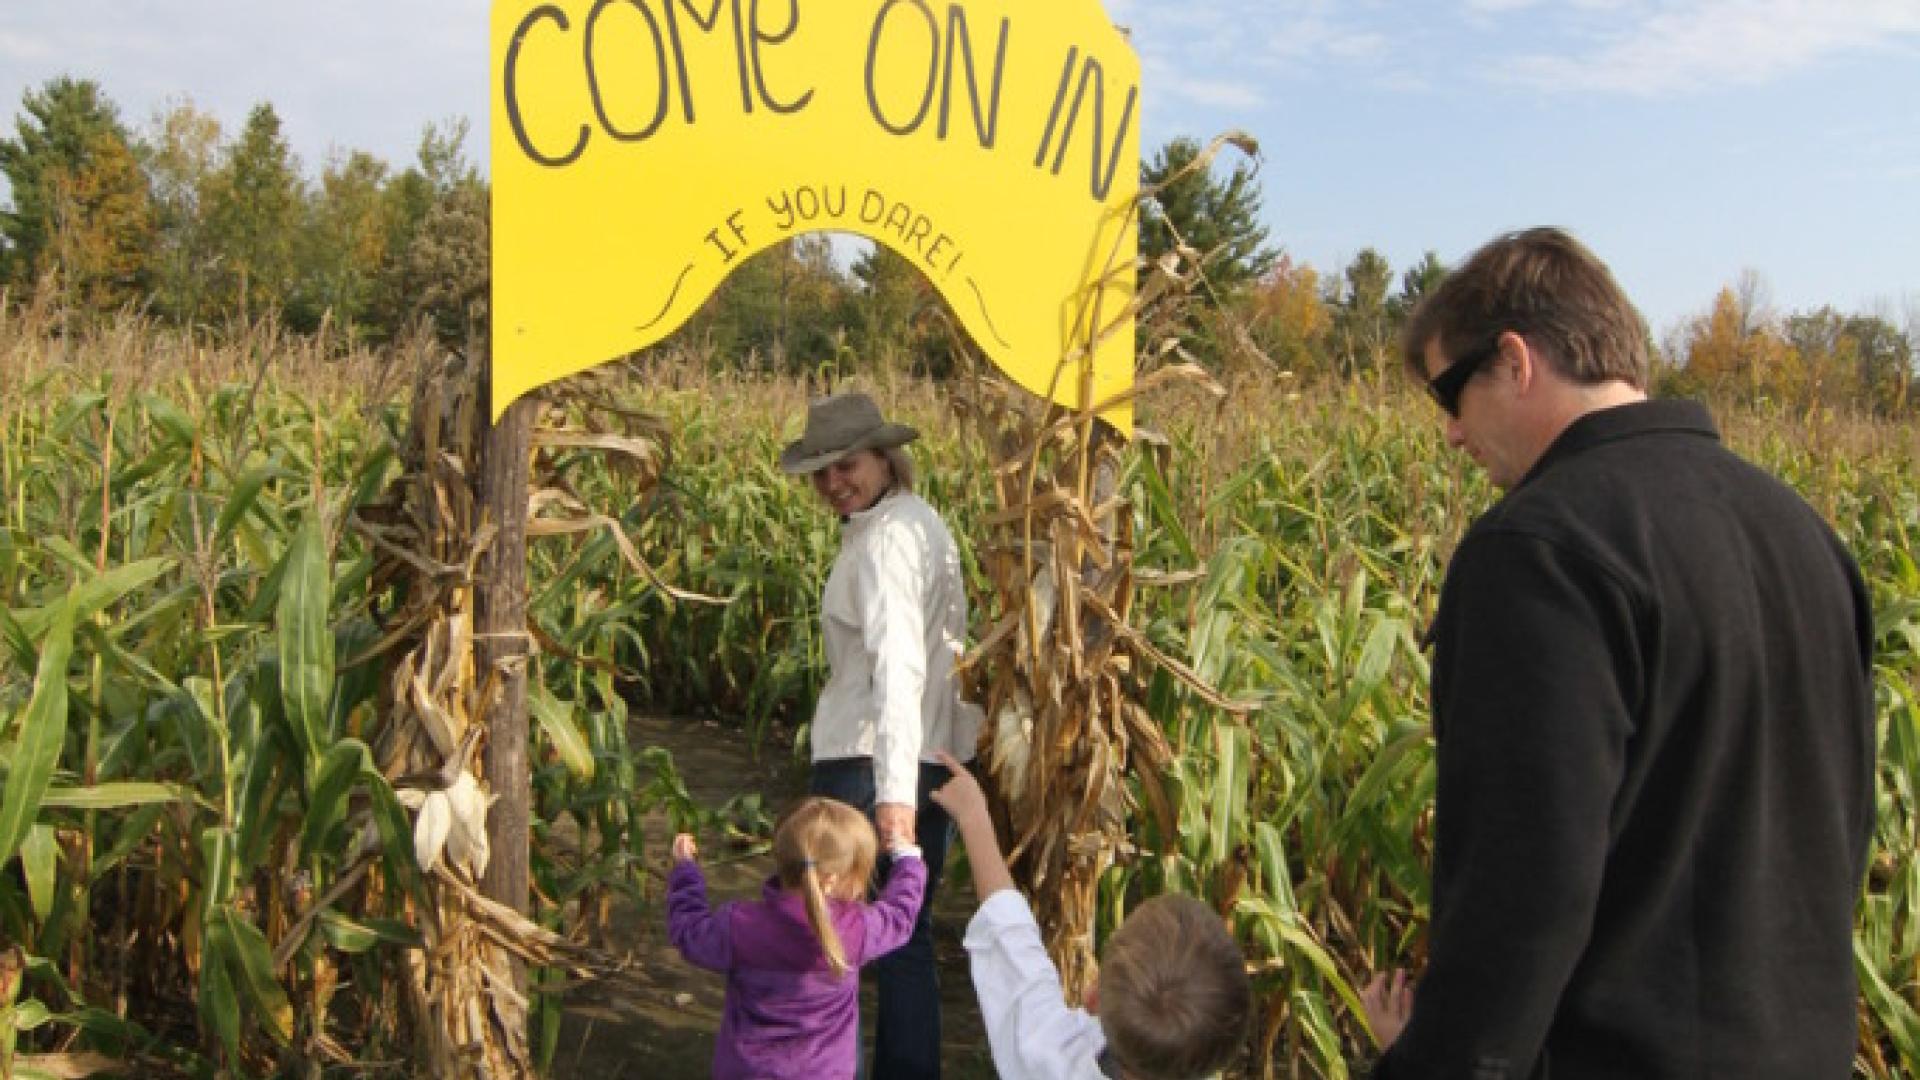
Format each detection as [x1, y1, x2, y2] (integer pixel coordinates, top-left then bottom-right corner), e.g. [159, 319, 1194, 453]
[810, 488, 982, 807]
[963, 888, 1109, 1080]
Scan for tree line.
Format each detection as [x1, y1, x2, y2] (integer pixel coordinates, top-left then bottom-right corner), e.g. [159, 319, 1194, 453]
[3, 77, 1913, 415]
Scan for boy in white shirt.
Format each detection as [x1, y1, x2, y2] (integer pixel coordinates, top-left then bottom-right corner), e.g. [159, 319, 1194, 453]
[928, 752, 1251, 1079]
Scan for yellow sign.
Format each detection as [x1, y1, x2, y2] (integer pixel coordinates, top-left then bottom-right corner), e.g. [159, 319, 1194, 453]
[490, 0, 1138, 430]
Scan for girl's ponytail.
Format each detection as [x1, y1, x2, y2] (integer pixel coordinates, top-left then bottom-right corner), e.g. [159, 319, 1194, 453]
[773, 797, 877, 982]
[799, 858, 851, 978]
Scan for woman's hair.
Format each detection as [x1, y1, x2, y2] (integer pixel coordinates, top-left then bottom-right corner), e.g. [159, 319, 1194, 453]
[880, 445, 916, 492]
[773, 797, 878, 978]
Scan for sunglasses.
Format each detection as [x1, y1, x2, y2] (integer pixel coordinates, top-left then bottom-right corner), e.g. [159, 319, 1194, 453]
[1425, 342, 1500, 418]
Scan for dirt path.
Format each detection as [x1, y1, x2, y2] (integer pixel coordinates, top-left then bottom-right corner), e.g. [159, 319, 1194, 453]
[551, 714, 997, 1079]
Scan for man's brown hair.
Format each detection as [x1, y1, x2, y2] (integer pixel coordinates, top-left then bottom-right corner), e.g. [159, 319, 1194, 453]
[1402, 227, 1651, 389]
[1098, 894, 1250, 1079]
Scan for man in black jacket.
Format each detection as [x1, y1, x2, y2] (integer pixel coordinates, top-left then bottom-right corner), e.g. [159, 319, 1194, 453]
[1362, 227, 1875, 1079]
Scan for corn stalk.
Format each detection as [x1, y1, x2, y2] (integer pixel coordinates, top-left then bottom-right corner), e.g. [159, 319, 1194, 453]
[957, 133, 1260, 1001]
[352, 349, 673, 1077]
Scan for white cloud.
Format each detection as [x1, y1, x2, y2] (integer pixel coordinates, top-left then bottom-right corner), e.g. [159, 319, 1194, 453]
[1505, 0, 1920, 94]
[0, 30, 56, 63]
[1162, 74, 1266, 109]
[1263, 13, 1392, 64]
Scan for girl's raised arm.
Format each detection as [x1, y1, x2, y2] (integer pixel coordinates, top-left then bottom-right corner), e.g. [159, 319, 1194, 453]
[666, 851, 733, 972]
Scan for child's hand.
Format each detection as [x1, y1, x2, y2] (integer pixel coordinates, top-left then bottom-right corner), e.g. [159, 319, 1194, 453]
[672, 833, 699, 863]
[1360, 969, 1414, 1050]
[928, 751, 988, 829]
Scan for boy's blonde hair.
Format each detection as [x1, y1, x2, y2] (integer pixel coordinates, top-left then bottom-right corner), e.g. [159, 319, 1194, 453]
[1097, 894, 1251, 1080]
[772, 797, 878, 979]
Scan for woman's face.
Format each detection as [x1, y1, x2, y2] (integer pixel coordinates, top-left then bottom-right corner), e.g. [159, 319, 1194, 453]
[810, 450, 892, 516]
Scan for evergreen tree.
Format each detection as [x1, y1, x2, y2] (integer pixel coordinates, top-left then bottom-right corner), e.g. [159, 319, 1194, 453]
[389, 179, 489, 349]
[204, 103, 302, 321]
[1139, 136, 1278, 301]
[369, 120, 481, 340]
[0, 77, 153, 308]
[1327, 248, 1394, 376]
[1390, 250, 1447, 324]
[844, 244, 953, 377]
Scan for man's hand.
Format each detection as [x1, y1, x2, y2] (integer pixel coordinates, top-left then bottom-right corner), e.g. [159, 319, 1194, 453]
[1361, 969, 1415, 1050]
[875, 802, 917, 848]
[671, 833, 699, 863]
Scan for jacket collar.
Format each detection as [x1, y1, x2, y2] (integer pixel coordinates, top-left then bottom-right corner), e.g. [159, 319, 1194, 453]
[761, 875, 803, 909]
[1517, 398, 1718, 491]
[840, 486, 904, 527]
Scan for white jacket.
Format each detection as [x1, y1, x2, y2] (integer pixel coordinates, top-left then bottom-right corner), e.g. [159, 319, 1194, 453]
[964, 889, 1109, 1079]
[810, 489, 982, 807]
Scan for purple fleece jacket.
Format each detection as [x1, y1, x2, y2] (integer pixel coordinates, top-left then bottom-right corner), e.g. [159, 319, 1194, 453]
[666, 854, 926, 1080]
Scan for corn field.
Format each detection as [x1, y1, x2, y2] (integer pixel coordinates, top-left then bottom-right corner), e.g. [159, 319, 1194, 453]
[2, 300, 1918, 1077]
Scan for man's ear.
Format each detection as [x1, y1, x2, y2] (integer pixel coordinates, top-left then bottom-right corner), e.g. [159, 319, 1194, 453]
[1501, 330, 1538, 395]
[1084, 978, 1100, 1015]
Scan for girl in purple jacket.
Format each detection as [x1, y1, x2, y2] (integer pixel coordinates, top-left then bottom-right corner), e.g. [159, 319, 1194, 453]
[668, 796, 927, 1079]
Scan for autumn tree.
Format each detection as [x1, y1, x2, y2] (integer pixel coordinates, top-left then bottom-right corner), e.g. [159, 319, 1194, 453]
[1675, 284, 1800, 405]
[290, 149, 391, 337]
[1785, 307, 1914, 415]
[682, 235, 849, 375]
[1240, 255, 1332, 379]
[145, 99, 224, 326]
[0, 77, 154, 311]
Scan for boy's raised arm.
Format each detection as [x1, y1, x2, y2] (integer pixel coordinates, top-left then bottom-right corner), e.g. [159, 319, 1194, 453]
[928, 751, 1013, 900]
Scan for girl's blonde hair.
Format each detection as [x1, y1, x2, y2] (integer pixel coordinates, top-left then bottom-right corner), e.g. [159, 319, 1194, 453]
[773, 797, 878, 978]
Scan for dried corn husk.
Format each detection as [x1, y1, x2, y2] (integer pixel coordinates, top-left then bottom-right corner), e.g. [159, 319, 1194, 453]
[958, 135, 1258, 998]
[349, 350, 669, 1077]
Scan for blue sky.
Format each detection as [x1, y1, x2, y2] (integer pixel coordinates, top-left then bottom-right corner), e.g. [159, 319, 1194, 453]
[3, 0, 1916, 337]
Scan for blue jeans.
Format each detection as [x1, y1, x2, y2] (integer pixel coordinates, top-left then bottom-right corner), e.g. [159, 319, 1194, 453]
[811, 757, 958, 1080]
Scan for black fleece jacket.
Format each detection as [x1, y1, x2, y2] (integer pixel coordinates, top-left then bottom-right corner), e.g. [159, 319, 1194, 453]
[1377, 399, 1875, 1080]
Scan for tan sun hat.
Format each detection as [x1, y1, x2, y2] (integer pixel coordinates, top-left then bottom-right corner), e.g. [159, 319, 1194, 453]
[778, 392, 920, 475]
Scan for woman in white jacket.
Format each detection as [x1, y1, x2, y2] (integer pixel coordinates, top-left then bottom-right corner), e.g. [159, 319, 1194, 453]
[779, 391, 983, 1080]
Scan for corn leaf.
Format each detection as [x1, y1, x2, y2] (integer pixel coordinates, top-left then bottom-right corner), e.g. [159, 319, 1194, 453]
[20, 825, 57, 922]
[213, 465, 292, 544]
[319, 910, 422, 955]
[277, 514, 335, 763]
[38, 782, 207, 811]
[11, 558, 174, 642]
[197, 914, 241, 1062]
[211, 905, 293, 1045]
[362, 765, 424, 903]
[1856, 936, 1920, 1066]
[301, 739, 369, 858]
[1209, 722, 1250, 865]
[198, 827, 234, 911]
[0, 601, 73, 865]
[529, 684, 595, 780]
